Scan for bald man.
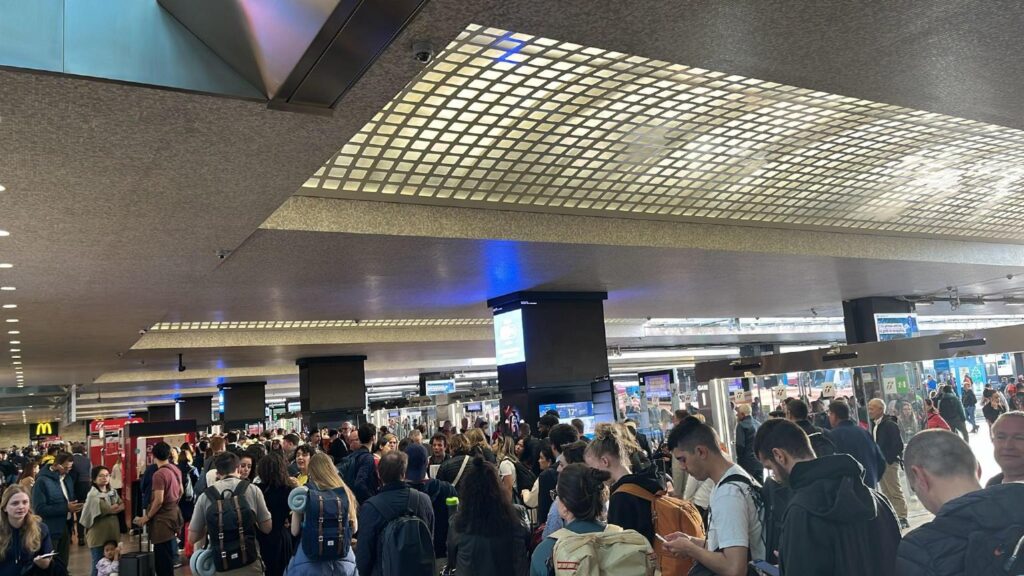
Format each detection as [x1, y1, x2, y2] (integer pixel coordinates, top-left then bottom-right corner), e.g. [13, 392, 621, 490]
[868, 398, 909, 528]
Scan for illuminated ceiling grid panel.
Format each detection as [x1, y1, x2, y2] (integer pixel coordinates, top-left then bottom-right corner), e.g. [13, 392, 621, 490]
[304, 24, 1024, 240]
[149, 318, 648, 331]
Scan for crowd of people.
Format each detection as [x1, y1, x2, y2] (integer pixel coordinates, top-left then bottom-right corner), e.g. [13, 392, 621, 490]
[0, 398, 1016, 576]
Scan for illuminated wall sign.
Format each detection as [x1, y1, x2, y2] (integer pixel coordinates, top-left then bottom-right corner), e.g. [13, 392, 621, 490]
[494, 308, 526, 365]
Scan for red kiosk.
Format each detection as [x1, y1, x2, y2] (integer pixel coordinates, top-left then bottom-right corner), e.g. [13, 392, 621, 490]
[121, 420, 198, 531]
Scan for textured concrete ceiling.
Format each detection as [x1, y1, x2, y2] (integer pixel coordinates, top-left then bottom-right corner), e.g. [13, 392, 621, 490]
[5, 0, 1024, 422]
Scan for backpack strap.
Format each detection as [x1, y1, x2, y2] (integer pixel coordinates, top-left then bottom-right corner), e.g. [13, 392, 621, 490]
[453, 456, 470, 487]
[613, 483, 656, 502]
[548, 528, 574, 541]
[232, 485, 248, 565]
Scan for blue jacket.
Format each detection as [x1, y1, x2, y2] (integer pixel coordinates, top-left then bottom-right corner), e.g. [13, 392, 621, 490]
[32, 466, 75, 541]
[828, 420, 886, 487]
[355, 483, 434, 576]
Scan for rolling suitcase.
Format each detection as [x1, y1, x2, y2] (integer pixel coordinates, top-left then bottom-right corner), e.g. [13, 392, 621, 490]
[121, 525, 154, 576]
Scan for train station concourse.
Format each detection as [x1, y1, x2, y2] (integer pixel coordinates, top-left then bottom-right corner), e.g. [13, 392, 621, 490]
[2, 2, 1024, 576]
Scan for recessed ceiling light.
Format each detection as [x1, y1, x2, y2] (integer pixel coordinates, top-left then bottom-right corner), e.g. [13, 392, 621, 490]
[0, 287, 14, 291]
[0, 231, 9, 237]
[11, 356, 20, 359]
[7, 331, 18, 334]
[9, 341, 18, 344]
[0, 185, 6, 192]
[2, 305, 15, 309]
[27, 393, 32, 396]
[9, 349, 19, 352]
[5, 319, 18, 323]
[12, 361, 21, 365]
[0, 264, 12, 269]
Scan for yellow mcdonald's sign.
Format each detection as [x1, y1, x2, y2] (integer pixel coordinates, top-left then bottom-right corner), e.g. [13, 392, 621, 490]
[29, 421, 59, 440]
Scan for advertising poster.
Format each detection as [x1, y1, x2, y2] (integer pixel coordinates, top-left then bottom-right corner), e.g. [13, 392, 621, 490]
[539, 402, 595, 436]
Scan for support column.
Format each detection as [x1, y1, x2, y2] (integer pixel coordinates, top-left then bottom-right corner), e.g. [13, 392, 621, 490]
[297, 356, 368, 428]
[488, 291, 612, 433]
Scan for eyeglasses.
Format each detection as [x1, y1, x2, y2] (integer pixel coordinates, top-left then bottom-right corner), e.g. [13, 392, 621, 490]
[549, 489, 558, 501]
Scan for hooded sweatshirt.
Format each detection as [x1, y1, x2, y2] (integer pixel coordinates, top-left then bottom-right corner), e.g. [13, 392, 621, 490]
[780, 454, 901, 576]
[608, 463, 666, 545]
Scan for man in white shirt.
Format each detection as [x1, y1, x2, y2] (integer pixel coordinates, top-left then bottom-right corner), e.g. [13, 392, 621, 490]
[664, 417, 765, 576]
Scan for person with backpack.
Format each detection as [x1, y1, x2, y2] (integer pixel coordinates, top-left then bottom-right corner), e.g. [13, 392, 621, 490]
[448, 456, 530, 576]
[286, 453, 358, 576]
[133, 443, 183, 576]
[496, 435, 535, 505]
[961, 382, 979, 433]
[188, 452, 271, 576]
[898, 429, 1024, 575]
[753, 418, 901, 575]
[531, 463, 654, 576]
[923, 398, 952, 430]
[355, 450, 434, 576]
[583, 423, 664, 546]
[404, 443, 456, 570]
[338, 423, 380, 505]
[663, 417, 766, 576]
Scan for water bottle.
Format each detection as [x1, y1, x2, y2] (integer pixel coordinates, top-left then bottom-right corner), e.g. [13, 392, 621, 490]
[445, 496, 459, 514]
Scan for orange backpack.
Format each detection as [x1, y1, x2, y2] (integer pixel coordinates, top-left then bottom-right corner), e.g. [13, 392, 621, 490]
[614, 485, 706, 575]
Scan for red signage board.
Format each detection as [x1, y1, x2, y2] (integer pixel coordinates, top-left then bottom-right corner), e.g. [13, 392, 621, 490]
[89, 417, 143, 434]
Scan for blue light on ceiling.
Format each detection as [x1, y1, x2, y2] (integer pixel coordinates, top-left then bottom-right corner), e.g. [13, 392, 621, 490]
[493, 32, 526, 64]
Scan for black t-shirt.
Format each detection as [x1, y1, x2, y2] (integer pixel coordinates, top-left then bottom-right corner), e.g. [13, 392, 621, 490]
[536, 468, 558, 522]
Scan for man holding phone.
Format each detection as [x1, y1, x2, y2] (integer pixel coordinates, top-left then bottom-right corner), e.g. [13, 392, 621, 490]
[32, 452, 83, 565]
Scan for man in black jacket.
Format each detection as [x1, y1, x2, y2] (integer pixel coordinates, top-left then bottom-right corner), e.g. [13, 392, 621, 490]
[785, 399, 835, 457]
[937, 384, 969, 442]
[754, 419, 901, 576]
[734, 403, 763, 480]
[898, 429, 1024, 575]
[356, 451, 434, 576]
[868, 398, 909, 529]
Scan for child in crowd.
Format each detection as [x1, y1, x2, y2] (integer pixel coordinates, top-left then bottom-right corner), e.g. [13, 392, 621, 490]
[96, 541, 120, 576]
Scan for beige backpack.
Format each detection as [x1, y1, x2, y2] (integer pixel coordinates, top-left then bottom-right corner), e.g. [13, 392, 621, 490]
[549, 524, 657, 576]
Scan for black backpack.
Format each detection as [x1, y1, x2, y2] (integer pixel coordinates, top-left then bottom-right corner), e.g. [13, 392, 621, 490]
[337, 450, 379, 502]
[300, 484, 351, 561]
[369, 489, 434, 576]
[503, 457, 536, 500]
[964, 524, 1024, 575]
[203, 480, 257, 572]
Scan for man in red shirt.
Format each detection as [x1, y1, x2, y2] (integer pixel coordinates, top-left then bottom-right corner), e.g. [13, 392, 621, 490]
[134, 442, 182, 576]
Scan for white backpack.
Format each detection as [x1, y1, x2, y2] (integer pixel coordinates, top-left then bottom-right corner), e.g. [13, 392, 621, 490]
[549, 524, 657, 576]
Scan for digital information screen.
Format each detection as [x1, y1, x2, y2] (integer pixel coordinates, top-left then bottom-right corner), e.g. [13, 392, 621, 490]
[642, 371, 673, 398]
[539, 401, 596, 436]
[425, 378, 456, 396]
[464, 402, 483, 412]
[494, 308, 526, 365]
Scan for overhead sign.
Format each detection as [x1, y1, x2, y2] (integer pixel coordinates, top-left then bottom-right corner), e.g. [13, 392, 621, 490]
[873, 313, 919, 342]
[424, 378, 456, 396]
[30, 421, 60, 441]
[89, 417, 143, 434]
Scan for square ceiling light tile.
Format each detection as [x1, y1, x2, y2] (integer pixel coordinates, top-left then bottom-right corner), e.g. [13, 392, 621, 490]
[303, 24, 1024, 241]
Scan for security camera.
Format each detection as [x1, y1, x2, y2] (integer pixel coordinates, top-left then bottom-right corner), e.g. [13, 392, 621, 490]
[139, 328, 148, 336]
[177, 353, 186, 373]
[215, 249, 232, 260]
[413, 41, 434, 64]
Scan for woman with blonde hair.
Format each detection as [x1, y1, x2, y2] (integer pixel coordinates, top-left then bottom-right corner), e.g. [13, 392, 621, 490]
[0, 485, 54, 574]
[493, 435, 519, 500]
[584, 422, 665, 546]
[374, 434, 398, 466]
[465, 428, 496, 464]
[286, 453, 358, 576]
